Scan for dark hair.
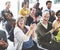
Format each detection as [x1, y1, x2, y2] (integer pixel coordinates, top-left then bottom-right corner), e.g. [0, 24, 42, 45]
[56, 10, 60, 16]
[9, 12, 13, 17]
[30, 7, 36, 11]
[22, 1, 28, 7]
[31, 21, 36, 24]
[30, 8, 32, 11]
[46, 1, 52, 5]
[35, 13, 40, 18]
[5, 1, 10, 5]
[36, 2, 40, 7]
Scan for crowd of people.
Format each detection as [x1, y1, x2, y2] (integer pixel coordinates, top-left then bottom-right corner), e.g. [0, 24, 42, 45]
[0, 0, 60, 50]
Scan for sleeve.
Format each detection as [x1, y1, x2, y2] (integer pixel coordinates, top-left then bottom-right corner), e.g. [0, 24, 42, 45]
[20, 9, 26, 16]
[14, 28, 30, 42]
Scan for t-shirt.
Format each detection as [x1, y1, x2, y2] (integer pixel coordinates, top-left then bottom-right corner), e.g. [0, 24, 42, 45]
[53, 20, 60, 42]
[20, 8, 30, 19]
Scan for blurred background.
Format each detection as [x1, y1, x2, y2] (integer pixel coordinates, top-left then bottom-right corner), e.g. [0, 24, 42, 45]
[0, 0, 60, 19]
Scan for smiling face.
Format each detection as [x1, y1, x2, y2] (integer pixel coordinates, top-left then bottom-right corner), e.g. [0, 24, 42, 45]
[17, 17, 25, 28]
[6, 2, 11, 9]
[46, 2, 52, 9]
[43, 13, 50, 23]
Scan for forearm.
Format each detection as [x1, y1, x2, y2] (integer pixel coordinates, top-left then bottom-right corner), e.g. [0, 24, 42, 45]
[26, 29, 33, 37]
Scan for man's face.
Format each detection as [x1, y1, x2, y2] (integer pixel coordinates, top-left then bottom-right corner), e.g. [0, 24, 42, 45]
[6, 3, 10, 9]
[46, 2, 52, 9]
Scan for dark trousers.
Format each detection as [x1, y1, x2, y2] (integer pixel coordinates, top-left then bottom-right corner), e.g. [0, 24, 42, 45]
[41, 42, 60, 50]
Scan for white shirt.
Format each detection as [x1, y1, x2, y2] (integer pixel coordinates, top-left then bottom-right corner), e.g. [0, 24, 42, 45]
[14, 26, 30, 50]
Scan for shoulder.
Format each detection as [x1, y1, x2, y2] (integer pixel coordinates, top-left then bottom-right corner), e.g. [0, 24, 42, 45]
[0, 30, 6, 34]
[14, 26, 20, 31]
[52, 20, 57, 25]
[20, 8, 24, 11]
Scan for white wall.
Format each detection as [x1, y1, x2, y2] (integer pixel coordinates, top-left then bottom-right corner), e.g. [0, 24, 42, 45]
[0, 0, 18, 19]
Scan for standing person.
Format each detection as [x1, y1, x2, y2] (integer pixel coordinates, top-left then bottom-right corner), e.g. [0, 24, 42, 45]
[14, 17, 39, 50]
[26, 8, 36, 26]
[1, 1, 13, 22]
[20, 2, 30, 21]
[44, 1, 55, 22]
[36, 11, 60, 50]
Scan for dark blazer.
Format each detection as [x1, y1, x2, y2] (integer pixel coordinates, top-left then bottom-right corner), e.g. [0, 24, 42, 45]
[36, 22, 52, 45]
[0, 30, 8, 50]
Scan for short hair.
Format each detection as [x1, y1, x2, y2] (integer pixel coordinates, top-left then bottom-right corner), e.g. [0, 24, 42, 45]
[46, 1, 52, 5]
[56, 10, 60, 16]
[5, 1, 10, 5]
[35, 2, 40, 7]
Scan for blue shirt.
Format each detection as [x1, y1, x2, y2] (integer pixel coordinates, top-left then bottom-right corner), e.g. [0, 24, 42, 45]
[22, 27, 34, 49]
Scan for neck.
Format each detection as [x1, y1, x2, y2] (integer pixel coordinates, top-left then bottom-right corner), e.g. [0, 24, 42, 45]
[23, 7, 27, 10]
[57, 20, 60, 23]
[30, 13, 34, 17]
[48, 8, 51, 10]
[42, 20, 48, 25]
[6, 8, 9, 11]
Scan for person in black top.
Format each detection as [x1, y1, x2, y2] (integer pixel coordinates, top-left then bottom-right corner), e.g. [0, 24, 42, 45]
[0, 30, 8, 50]
[26, 8, 36, 26]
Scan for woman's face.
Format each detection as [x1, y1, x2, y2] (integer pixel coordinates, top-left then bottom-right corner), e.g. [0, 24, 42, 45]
[24, 2, 28, 8]
[43, 13, 50, 22]
[57, 13, 60, 21]
[18, 18, 25, 28]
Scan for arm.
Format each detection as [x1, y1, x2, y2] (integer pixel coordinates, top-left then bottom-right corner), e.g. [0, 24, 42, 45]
[14, 26, 33, 42]
[0, 31, 8, 49]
